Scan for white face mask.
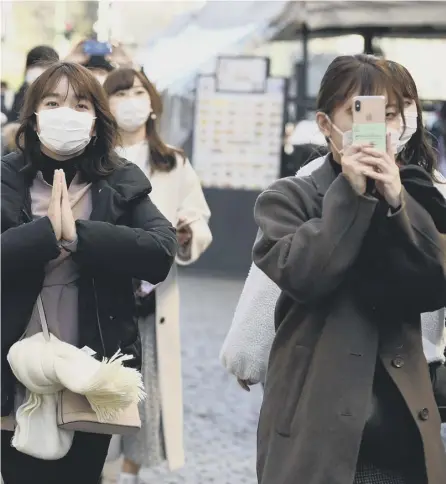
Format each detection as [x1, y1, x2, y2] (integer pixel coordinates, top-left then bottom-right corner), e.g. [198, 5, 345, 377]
[114, 97, 151, 132]
[26, 67, 45, 85]
[326, 115, 401, 155]
[325, 115, 352, 154]
[396, 111, 418, 154]
[36, 107, 95, 156]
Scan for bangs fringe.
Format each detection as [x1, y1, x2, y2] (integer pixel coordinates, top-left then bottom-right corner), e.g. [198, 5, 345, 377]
[336, 65, 399, 108]
[318, 55, 404, 115]
[41, 64, 95, 102]
[103, 69, 136, 96]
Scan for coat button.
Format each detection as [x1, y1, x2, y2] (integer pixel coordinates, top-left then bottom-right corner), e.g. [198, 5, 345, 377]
[159, 317, 165, 324]
[392, 357, 404, 368]
[418, 408, 429, 421]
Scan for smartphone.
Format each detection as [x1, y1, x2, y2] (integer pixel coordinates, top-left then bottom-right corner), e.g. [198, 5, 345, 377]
[352, 96, 386, 152]
[83, 40, 112, 57]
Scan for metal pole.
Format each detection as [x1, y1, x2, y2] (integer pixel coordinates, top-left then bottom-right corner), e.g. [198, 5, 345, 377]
[296, 23, 309, 121]
[363, 29, 374, 54]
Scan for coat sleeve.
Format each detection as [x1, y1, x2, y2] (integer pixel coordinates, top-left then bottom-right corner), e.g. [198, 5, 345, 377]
[220, 259, 278, 384]
[74, 195, 177, 284]
[175, 158, 212, 266]
[1, 216, 60, 280]
[253, 175, 378, 304]
[378, 189, 446, 313]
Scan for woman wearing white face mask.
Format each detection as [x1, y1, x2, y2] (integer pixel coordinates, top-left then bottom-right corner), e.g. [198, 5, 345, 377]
[385, 59, 446, 427]
[103, 69, 212, 484]
[252, 54, 446, 484]
[1, 62, 178, 484]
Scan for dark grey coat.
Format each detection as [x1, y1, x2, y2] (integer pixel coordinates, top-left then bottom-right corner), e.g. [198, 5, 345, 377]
[253, 159, 446, 484]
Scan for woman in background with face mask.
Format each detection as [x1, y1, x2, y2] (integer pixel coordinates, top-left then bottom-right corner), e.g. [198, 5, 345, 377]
[385, 59, 446, 429]
[1, 62, 177, 484]
[103, 69, 212, 484]
[385, 60, 440, 178]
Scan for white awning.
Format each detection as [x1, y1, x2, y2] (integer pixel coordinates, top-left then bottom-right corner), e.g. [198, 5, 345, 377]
[138, 1, 289, 92]
[279, 0, 446, 33]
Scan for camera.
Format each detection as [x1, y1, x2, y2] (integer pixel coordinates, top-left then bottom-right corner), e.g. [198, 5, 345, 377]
[83, 40, 112, 57]
[354, 100, 361, 112]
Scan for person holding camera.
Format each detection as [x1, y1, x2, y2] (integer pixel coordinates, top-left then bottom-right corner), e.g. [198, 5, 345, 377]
[64, 39, 136, 84]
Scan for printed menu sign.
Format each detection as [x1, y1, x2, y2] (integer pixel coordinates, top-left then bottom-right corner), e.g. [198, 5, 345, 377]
[192, 76, 285, 190]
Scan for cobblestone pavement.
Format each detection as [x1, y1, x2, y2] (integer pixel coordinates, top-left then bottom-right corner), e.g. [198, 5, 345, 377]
[104, 272, 263, 484]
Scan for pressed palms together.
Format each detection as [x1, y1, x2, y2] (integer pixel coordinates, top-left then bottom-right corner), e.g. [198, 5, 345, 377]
[47, 169, 77, 242]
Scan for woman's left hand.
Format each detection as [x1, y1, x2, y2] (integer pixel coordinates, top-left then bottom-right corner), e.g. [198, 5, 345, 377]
[358, 134, 402, 209]
[61, 171, 77, 242]
[177, 219, 192, 246]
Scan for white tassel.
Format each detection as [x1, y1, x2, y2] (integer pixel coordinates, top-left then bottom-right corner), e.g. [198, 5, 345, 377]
[82, 350, 146, 422]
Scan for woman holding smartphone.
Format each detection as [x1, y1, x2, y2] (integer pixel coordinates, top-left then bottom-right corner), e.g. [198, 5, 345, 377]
[253, 54, 446, 484]
[1, 62, 177, 484]
[103, 68, 212, 484]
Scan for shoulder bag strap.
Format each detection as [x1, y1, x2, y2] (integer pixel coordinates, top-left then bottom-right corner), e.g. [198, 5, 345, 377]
[36, 294, 50, 342]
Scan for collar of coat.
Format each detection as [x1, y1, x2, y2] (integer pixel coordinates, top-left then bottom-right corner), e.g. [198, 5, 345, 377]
[1, 151, 152, 229]
[298, 154, 337, 196]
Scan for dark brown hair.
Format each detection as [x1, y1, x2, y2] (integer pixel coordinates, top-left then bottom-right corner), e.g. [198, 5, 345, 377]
[16, 62, 121, 181]
[385, 60, 437, 176]
[317, 54, 403, 117]
[103, 68, 184, 172]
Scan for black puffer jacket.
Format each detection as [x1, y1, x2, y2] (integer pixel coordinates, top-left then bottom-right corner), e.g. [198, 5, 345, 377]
[1, 152, 177, 416]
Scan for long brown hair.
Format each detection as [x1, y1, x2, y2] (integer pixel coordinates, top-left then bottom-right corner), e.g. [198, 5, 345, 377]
[103, 68, 184, 172]
[385, 60, 438, 177]
[16, 62, 121, 181]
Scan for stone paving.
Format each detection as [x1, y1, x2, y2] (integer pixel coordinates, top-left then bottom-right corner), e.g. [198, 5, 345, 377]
[103, 271, 263, 484]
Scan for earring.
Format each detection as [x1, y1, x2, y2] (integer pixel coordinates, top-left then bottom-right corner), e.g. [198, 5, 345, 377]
[150, 112, 157, 120]
[92, 136, 98, 146]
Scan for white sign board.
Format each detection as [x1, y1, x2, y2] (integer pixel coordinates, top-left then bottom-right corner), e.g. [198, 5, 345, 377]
[192, 76, 285, 190]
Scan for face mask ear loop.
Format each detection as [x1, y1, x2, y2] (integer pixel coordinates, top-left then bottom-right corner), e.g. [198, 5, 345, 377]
[324, 114, 344, 156]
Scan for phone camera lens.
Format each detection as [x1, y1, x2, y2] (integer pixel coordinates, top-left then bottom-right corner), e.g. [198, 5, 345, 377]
[355, 101, 361, 112]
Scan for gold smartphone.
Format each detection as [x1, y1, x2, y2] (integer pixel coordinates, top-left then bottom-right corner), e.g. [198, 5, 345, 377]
[352, 96, 386, 152]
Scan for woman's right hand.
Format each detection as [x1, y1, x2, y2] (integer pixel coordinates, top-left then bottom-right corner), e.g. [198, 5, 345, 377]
[341, 144, 371, 196]
[48, 170, 62, 240]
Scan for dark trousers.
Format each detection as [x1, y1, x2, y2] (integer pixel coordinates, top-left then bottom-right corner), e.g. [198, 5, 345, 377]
[1, 431, 111, 484]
